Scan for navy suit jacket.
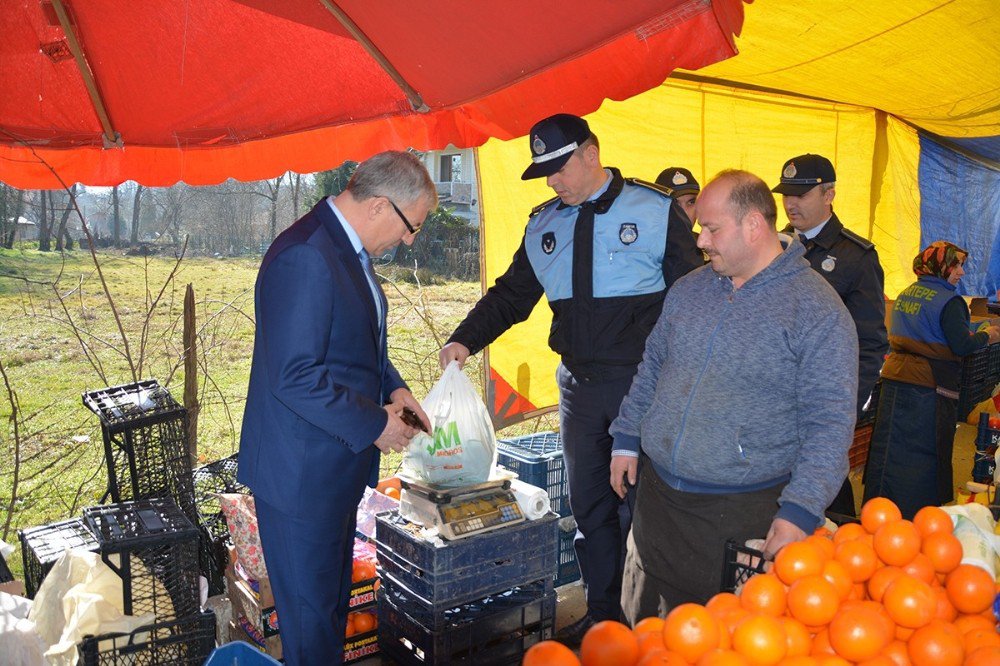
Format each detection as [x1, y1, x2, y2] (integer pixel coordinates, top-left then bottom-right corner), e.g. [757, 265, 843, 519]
[238, 200, 406, 520]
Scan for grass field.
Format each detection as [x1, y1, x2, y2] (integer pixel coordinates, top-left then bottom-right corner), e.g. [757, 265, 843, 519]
[0, 246, 557, 577]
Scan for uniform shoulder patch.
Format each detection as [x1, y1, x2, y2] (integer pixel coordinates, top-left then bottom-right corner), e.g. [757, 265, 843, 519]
[529, 195, 560, 218]
[839, 227, 875, 251]
[625, 177, 673, 197]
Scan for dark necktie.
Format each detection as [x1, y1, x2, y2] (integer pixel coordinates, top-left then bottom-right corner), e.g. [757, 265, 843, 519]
[798, 233, 814, 251]
[358, 250, 387, 345]
[572, 202, 596, 363]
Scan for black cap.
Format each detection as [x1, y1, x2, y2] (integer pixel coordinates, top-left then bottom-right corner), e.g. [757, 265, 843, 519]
[655, 167, 700, 196]
[521, 114, 591, 180]
[772, 154, 836, 195]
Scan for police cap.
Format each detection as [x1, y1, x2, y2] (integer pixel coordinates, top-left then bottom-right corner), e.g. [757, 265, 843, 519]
[521, 114, 592, 180]
[655, 167, 700, 196]
[772, 154, 836, 196]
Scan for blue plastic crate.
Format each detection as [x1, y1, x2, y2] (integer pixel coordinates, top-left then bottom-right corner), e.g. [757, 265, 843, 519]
[204, 641, 282, 665]
[375, 511, 558, 609]
[497, 432, 571, 517]
[555, 519, 581, 588]
[378, 583, 555, 665]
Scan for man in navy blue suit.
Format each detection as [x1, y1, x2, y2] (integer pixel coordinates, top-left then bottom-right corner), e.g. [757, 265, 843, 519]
[238, 151, 436, 665]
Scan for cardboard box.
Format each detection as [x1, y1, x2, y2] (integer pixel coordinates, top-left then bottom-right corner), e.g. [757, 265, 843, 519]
[227, 567, 280, 638]
[230, 617, 282, 660]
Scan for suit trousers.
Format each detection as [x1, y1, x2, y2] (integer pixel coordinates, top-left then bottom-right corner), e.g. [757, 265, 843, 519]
[557, 363, 636, 622]
[255, 496, 357, 666]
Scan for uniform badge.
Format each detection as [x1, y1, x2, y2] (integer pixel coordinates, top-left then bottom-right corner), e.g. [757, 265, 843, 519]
[783, 162, 797, 179]
[821, 255, 837, 272]
[619, 223, 638, 245]
[532, 135, 546, 156]
[672, 171, 688, 185]
[541, 231, 556, 254]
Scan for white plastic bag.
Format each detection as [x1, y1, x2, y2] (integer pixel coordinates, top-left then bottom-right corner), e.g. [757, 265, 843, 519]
[401, 361, 498, 488]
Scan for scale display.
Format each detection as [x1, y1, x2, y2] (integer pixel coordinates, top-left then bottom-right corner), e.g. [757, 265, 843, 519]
[399, 479, 526, 540]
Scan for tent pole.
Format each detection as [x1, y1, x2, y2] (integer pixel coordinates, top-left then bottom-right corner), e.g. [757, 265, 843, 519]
[318, 0, 430, 113]
[50, 0, 122, 148]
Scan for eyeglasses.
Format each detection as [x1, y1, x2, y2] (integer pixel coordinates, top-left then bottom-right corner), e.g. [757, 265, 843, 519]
[387, 198, 421, 236]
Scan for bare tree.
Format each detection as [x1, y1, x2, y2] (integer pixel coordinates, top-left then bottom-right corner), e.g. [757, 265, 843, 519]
[0, 184, 26, 248]
[54, 185, 78, 251]
[261, 175, 284, 241]
[130, 183, 144, 244]
[291, 173, 302, 218]
[37, 191, 53, 251]
[111, 185, 122, 246]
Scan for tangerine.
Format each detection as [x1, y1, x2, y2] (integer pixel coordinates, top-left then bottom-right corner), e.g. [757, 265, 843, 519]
[906, 620, 964, 666]
[834, 539, 879, 583]
[828, 605, 892, 662]
[775, 541, 827, 585]
[706, 592, 743, 617]
[637, 650, 688, 666]
[806, 534, 836, 560]
[739, 573, 787, 617]
[662, 604, 722, 664]
[821, 559, 854, 601]
[782, 617, 812, 658]
[352, 611, 376, 633]
[882, 575, 936, 629]
[861, 498, 903, 534]
[581, 620, 640, 666]
[731, 613, 787, 666]
[868, 566, 905, 603]
[637, 631, 668, 658]
[635, 616, 667, 636]
[787, 575, 840, 627]
[964, 627, 1000, 653]
[921, 532, 963, 574]
[523, 640, 582, 666]
[697, 649, 751, 666]
[873, 520, 921, 567]
[964, 645, 1000, 666]
[901, 553, 937, 585]
[946, 564, 996, 614]
[880, 639, 911, 666]
[832, 522, 867, 545]
[912, 506, 953, 538]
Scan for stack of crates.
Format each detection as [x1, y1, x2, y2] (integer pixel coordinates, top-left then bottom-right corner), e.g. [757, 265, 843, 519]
[497, 432, 580, 587]
[974, 413, 1000, 484]
[191, 453, 248, 596]
[18, 517, 100, 598]
[82, 380, 197, 525]
[78, 497, 213, 664]
[376, 510, 559, 665]
[958, 343, 1000, 421]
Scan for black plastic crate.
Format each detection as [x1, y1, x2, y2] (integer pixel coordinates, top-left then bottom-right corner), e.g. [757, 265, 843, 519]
[974, 412, 1000, 483]
[19, 517, 99, 599]
[378, 583, 555, 665]
[497, 432, 570, 517]
[83, 498, 200, 621]
[959, 379, 997, 423]
[82, 380, 197, 526]
[379, 575, 552, 630]
[375, 511, 558, 609]
[555, 518, 580, 587]
[191, 453, 248, 596]
[720, 539, 768, 593]
[0, 551, 12, 584]
[77, 611, 215, 665]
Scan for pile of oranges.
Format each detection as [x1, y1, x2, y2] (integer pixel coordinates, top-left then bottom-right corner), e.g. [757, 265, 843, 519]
[523, 498, 1000, 666]
[376, 476, 401, 500]
[345, 609, 377, 637]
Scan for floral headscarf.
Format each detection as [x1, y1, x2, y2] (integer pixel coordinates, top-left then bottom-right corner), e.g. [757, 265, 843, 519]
[913, 241, 968, 280]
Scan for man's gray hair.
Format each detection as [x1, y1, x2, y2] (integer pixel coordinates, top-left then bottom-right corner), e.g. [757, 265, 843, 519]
[348, 151, 438, 208]
[713, 169, 778, 227]
[819, 182, 836, 195]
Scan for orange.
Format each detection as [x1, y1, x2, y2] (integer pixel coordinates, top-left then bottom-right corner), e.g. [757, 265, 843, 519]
[868, 566, 905, 603]
[946, 564, 996, 615]
[821, 559, 854, 601]
[523, 640, 582, 666]
[783, 658, 822, 666]
[811, 628, 836, 656]
[787, 575, 841, 627]
[782, 617, 812, 658]
[345, 614, 356, 637]
[833, 522, 867, 545]
[775, 541, 827, 585]
[739, 573, 788, 617]
[718, 608, 752, 637]
[921, 532, 963, 574]
[906, 620, 964, 666]
[352, 611, 376, 633]
[861, 497, 903, 534]
[637, 631, 668, 658]
[901, 553, 937, 585]
[731, 613, 787, 666]
[384, 486, 400, 500]
[828, 605, 892, 662]
[635, 616, 667, 636]
[964, 627, 1000, 653]
[807, 534, 836, 560]
[351, 558, 376, 582]
[873, 520, 921, 567]
[862, 600, 899, 638]
[882, 575, 936, 629]
[880, 639, 912, 666]
[581, 620, 640, 666]
[706, 593, 743, 617]
[637, 650, 688, 666]
[662, 604, 722, 664]
[964, 645, 1000, 666]
[815, 658, 853, 666]
[858, 657, 898, 666]
[834, 539, 879, 583]
[696, 649, 751, 666]
[912, 506, 953, 538]
[953, 614, 997, 635]
[932, 586, 959, 622]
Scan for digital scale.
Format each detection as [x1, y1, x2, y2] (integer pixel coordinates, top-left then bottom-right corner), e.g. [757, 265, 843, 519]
[398, 477, 525, 540]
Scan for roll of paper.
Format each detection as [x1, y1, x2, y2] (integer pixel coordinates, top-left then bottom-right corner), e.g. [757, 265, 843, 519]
[510, 479, 550, 520]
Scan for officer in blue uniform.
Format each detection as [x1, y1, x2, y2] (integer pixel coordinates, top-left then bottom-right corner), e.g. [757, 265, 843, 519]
[655, 166, 700, 226]
[773, 153, 889, 517]
[439, 114, 703, 642]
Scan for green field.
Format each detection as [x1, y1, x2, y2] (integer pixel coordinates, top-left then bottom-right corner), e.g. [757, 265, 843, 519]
[0, 247, 556, 577]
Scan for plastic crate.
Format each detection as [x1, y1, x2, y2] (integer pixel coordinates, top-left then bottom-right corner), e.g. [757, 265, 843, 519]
[83, 498, 200, 621]
[497, 432, 571, 517]
[720, 540, 768, 593]
[375, 510, 558, 609]
[19, 517, 99, 599]
[82, 380, 197, 526]
[77, 611, 215, 665]
[204, 641, 282, 666]
[555, 518, 581, 587]
[191, 453, 248, 596]
[378, 583, 555, 665]
[848, 424, 874, 474]
[0, 551, 12, 584]
[975, 413, 1000, 483]
[958, 379, 997, 423]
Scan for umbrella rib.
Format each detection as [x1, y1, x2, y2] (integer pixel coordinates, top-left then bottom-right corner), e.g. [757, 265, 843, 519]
[318, 0, 430, 113]
[50, 0, 122, 148]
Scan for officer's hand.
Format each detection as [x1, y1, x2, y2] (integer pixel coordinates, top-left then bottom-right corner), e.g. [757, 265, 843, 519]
[374, 406, 418, 454]
[610, 455, 638, 499]
[439, 342, 471, 370]
[986, 325, 1000, 345]
[761, 517, 807, 561]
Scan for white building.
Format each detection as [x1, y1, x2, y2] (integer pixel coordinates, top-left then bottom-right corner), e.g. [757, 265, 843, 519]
[420, 146, 480, 227]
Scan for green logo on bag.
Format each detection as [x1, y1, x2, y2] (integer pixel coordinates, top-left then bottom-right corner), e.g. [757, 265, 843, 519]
[426, 421, 461, 456]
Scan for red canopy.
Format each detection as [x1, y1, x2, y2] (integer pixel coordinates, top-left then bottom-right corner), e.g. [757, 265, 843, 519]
[1, 0, 747, 188]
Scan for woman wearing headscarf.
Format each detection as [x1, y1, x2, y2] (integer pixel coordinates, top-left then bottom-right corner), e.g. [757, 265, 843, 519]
[863, 241, 1000, 518]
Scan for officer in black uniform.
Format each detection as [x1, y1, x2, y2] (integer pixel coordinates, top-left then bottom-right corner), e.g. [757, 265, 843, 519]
[773, 153, 889, 517]
[439, 114, 702, 643]
[655, 166, 699, 227]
